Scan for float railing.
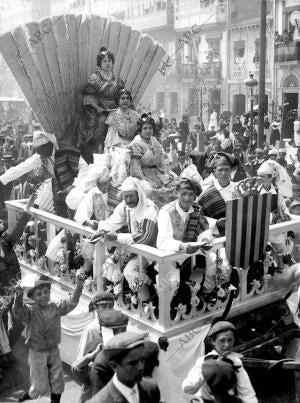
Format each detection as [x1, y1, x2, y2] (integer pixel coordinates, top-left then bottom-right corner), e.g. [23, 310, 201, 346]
[6, 199, 300, 337]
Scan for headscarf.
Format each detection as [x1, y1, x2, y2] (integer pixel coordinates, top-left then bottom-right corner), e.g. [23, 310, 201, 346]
[120, 176, 157, 222]
[33, 130, 59, 150]
[257, 160, 292, 197]
[87, 165, 110, 183]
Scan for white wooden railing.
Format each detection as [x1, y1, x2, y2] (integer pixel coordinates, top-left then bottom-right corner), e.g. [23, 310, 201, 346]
[6, 199, 300, 338]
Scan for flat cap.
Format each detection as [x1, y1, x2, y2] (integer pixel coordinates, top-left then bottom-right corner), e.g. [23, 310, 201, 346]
[92, 292, 114, 306]
[255, 148, 264, 154]
[99, 309, 128, 329]
[202, 358, 236, 393]
[103, 332, 146, 361]
[268, 149, 278, 156]
[207, 321, 236, 338]
[210, 152, 235, 169]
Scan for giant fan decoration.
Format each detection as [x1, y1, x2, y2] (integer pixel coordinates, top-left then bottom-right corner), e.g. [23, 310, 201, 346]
[0, 14, 167, 140]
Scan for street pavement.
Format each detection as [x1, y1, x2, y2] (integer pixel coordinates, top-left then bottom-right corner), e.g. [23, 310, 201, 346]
[0, 336, 81, 403]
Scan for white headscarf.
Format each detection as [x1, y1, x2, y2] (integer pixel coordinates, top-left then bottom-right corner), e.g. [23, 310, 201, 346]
[33, 130, 59, 150]
[257, 160, 292, 197]
[120, 176, 157, 222]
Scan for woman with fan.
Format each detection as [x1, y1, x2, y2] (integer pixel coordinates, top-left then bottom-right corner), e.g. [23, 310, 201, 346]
[82, 47, 124, 153]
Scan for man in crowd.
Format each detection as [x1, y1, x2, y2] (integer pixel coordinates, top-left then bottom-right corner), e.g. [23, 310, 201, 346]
[198, 153, 238, 234]
[86, 332, 161, 403]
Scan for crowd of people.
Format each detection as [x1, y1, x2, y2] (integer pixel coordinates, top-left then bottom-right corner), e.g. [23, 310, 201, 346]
[0, 47, 300, 403]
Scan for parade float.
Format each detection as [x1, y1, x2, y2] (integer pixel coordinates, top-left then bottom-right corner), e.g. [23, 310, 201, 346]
[2, 14, 300, 402]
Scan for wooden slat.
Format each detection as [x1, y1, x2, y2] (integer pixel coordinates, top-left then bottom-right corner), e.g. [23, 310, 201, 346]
[102, 18, 111, 50]
[126, 35, 153, 91]
[53, 15, 72, 126]
[131, 42, 157, 100]
[13, 26, 55, 132]
[40, 16, 69, 135]
[25, 21, 62, 136]
[114, 23, 131, 77]
[78, 15, 91, 89]
[89, 15, 105, 76]
[133, 44, 166, 105]
[0, 32, 49, 132]
[119, 29, 140, 83]
[107, 20, 122, 60]
[66, 14, 81, 117]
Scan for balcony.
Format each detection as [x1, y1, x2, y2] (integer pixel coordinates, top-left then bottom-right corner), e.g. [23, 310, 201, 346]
[178, 62, 197, 79]
[174, 0, 226, 31]
[201, 61, 222, 81]
[275, 42, 300, 63]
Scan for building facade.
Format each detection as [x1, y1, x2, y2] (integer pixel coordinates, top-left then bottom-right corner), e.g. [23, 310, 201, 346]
[274, 0, 300, 138]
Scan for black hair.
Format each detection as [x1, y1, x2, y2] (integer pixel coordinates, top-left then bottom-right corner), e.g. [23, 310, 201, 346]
[97, 47, 115, 68]
[117, 88, 132, 104]
[176, 177, 202, 197]
[137, 113, 155, 133]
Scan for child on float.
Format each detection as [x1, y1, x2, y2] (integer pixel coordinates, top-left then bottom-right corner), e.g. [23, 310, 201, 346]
[13, 271, 85, 403]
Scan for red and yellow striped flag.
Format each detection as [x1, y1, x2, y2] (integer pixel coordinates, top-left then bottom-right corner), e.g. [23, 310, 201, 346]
[225, 193, 272, 269]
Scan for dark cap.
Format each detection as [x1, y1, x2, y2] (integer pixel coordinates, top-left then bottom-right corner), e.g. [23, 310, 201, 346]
[89, 292, 114, 311]
[98, 309, 128, 329]
[202, 358, 236, 393]
[255, 148, 264, 154]
[207, 321, 236, 338]
[210, 152, 235, 169]
[103, 332, 146, 361]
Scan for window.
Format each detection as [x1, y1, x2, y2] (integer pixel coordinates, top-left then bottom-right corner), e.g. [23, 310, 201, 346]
[234, 40, 245, 64]
[183, 43, 193, 63]
[188, 87, 199, 116]
[170, 92, 178, 115]
[156, 92, 165, 112]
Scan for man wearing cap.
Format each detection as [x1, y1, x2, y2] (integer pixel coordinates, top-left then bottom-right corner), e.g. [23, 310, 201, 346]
[277, 148, 287, 168]
[19, 133, 33, 160]
[251, 148, 266, 176]
[182, 321, 257, 403]
[74, 166, 111, 229]
[90, 176, 158, 294]
[72, 308, 128, 402]
[172, 151, 187, 176]
[197, 153, 238, 230]
[86, 332, 160, 403]
[268, 148, 279, 161]
[0, 130, 57, 187]
[157, 177, 213, 313]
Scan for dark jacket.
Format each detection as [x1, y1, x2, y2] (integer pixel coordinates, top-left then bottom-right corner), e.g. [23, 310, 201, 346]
[0, 212, 30, 290]
[90, 350, 113, 396]
[86, 378, 160, 403]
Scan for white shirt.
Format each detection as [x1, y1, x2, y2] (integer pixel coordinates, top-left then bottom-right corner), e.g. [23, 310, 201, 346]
[213, 178, 236, 202]
[157, 201, 194, 252]
[113, 373, 140, 403]
[182, 349, 258, 403]
[0, 154, 43, 185]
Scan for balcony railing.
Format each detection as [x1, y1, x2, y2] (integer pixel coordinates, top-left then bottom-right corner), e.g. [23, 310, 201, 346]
[179, 63, 197, 79]
[6, 199, 300, 337]
[201, 61, 222, 81]
[275, 42, 300, 63]
[174, 0, 226, 30]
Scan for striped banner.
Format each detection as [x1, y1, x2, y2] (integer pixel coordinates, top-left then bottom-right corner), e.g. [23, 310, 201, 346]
[225, 193, 272, 269]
